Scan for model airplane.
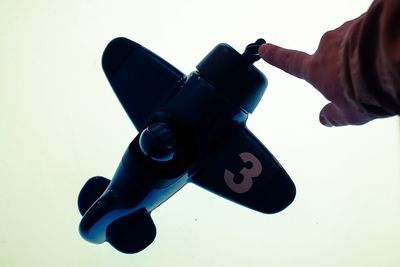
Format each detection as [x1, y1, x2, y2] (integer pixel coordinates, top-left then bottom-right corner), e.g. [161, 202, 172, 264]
[78, 37, 296, 254]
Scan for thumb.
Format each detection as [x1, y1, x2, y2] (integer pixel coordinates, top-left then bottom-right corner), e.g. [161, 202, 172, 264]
[319, 103, 347, 127]
[319, 102, 373, 127]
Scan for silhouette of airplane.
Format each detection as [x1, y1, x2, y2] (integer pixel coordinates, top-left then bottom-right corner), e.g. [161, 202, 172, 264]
[78, 37, 296, 254]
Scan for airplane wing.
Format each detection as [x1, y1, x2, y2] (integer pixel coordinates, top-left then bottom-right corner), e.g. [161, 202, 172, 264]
[191, 125, 296, 214]
[102, 37, 186, 131]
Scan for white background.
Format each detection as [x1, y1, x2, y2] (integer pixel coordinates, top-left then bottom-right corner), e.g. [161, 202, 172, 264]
[0, 0, 399, 266]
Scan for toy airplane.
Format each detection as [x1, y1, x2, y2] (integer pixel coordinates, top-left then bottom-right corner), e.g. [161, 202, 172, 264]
[78, 37, 296, 254]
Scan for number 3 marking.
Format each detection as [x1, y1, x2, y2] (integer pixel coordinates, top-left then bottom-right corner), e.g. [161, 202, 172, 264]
[224, 152, 262, 194]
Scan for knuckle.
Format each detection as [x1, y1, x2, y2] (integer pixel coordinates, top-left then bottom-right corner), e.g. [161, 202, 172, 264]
[320, 30, 335, 43]
[281, 51, 292, 71]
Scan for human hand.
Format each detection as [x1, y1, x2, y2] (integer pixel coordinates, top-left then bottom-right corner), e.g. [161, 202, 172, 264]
[258, 18, 376, 127]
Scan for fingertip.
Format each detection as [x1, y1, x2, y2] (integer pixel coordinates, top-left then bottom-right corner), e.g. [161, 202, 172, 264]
[258, 43, 274, 58]
[319, 103, 346, 127]
[319, 113, 333, 127]
[320, 103, 336, 127]
[258, 43, 268, 57]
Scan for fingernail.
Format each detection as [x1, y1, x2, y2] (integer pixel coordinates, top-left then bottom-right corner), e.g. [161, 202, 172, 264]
[320, 115, 332, 127]
[258, 44, 268, 56]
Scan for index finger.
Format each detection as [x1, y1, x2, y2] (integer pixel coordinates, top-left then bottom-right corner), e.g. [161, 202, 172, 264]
[258, 43, 311, 80]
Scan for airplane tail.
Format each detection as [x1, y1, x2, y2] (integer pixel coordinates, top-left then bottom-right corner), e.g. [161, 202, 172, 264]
[78, 176, 111, 216]
[78, 176, 157, 254]
[106, 209, 156, 254]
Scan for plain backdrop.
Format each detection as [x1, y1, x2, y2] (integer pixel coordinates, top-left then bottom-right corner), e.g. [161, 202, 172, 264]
[0, 0, 399, 266]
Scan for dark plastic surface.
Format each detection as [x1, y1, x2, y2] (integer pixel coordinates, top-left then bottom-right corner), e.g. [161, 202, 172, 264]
[78, 38, 296, 254]
[196, 44, 267, 113]
[79, 138, 188, 245]
[139, 122, 177, 162]
[106, 209, 156, 254]
[192, 126, 296, 214]
[102, 37, 185, 130]
[78, 176, 111, 216]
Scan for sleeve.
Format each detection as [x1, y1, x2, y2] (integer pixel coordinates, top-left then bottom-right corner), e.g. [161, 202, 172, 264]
[340, 0, 400, 117]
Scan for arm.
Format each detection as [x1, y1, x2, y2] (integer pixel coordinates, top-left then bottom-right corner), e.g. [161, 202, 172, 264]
[259, 0, 400, 126]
